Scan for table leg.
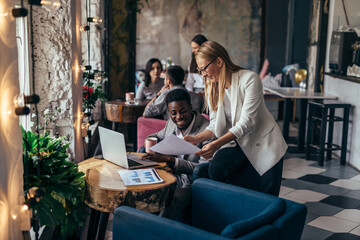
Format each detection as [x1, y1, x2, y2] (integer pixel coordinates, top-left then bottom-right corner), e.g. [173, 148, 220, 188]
[97, 212, 110, 240]
[130, 123, 137, 152]
[298, 99, 308, 150]
[282, 99, 292, 142]
[87, 209, 100, 240]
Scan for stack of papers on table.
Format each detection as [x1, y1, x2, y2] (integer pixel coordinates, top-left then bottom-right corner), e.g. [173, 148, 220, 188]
[118, 168, 163, 186]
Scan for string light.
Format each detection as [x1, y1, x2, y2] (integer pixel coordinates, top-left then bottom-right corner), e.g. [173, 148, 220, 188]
[87, 17, 102, 24]
[78, 65, 92, 72]
[79, 25, 90, 32]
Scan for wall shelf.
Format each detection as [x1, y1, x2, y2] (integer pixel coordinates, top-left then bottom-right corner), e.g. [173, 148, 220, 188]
[325, 72, 360, 84]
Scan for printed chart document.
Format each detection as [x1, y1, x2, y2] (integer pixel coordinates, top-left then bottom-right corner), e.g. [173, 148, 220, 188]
[118, 168, 164, 186]
[149, 135, 200, 155]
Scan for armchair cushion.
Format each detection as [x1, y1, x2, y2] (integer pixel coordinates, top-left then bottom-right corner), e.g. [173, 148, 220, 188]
[221, 199, 285, 238]
[192, 179, 286, 236]
[137, 116, 166, 151]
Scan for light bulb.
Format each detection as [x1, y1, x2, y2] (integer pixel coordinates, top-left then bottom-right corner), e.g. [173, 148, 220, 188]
[80, 25, 90, 32]
[0, 4, 15, 22]
[14, 94, 25, 107]
[40, 0, 61, 11]
[94, 73, 102, 82]
[22, 204, 29, 211]
[87, 17, 102, 24]
[78, 65, 92, 72]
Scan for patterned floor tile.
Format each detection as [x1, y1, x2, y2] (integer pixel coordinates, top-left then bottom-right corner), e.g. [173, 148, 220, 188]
[279, 186, 295, 196]
[281, 195, 306, 204]
[283, 158, 315, 170]
[308, 216, 358, 232]
[350, 225, 360, 236]
[299, 174, 337, 184]
[305, 202, 343, 216]
[285, 190, 328, 202]
[321, 196, 360, 209]
[289, 165, 326, 174]
[331, 179, 360, 190]
[320, 168, 360, 179]
[325, 233, 360, 240]
[281, 179, 318, 190]
[343, 190, 360, 199]
[334, 209, 360, 224]
[282, 169, 307, 179]
[351, 175, 360, 182]
[309, 184, 350, 196]
[305, 213, 319, 224]
[301, 225, 333, 240]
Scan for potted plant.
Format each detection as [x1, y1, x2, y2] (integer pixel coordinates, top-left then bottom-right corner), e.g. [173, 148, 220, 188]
[22, 127, 88, 239]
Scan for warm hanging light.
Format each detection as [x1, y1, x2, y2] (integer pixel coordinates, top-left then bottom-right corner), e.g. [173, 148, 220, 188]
[13, 94, 31, 116]
[78, 65, 92, 72]
[94, 73, 102, 82]
[87, 17, 102, 24]
[80, 25, 90, 32]
[0, 4, 15, 21]
[81, 122, 90, 129]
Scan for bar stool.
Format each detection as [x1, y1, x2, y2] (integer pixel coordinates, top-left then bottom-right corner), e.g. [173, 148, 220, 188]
[306, 100, 351, 166]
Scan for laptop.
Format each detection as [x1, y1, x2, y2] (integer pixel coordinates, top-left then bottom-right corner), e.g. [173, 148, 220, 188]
[98, 126, 158, 169]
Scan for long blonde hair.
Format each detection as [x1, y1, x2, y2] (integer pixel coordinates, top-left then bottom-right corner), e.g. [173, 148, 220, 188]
[195, 41, 243, 112]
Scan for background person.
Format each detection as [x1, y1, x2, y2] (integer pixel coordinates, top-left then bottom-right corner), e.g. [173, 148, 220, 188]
[143, 65, 203, 120]
[185, 34, 208, 94]
[184, 41, 287, 194]
[142, 89, 210, 219]
[136, 58, 164, 100]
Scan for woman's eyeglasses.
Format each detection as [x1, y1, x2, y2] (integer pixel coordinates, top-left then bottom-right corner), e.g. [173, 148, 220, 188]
[197, 58, 217, 75]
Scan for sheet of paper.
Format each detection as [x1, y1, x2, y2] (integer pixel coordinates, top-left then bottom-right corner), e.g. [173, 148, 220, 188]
[149, 135, 200, 155]
[118, 168, 163, 186]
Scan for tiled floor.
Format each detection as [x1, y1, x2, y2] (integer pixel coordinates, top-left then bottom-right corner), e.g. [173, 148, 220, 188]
[281, 150, 360, 240]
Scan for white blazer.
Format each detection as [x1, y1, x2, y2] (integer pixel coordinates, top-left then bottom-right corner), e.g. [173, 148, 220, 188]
[206, 70, 288, 176]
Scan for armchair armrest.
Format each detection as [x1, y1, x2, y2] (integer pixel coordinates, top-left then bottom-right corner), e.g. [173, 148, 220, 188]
[191, 179, 285, 236]
[113, 206, 228, 240]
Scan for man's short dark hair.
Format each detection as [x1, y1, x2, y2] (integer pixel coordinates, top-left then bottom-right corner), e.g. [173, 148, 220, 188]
[166, 88, 191, 106]
[166, 65, 185, 86]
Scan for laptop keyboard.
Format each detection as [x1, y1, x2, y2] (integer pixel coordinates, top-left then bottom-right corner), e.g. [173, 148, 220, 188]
[127, 158, 142, 167]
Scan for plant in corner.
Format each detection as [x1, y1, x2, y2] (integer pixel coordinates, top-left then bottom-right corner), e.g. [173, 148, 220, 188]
[22, 127, 88, 239]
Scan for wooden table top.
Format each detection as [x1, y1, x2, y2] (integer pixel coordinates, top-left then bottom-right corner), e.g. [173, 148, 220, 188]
[105, 100, 150, 123]
[78, 155, 177, 213]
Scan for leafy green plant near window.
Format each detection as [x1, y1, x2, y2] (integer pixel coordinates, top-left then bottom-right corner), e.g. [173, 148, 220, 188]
[22, 127, 88, 239]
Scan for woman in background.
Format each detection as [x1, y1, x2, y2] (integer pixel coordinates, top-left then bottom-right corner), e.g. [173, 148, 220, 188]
[185, 34, 208, 94]
[136, 58, 164, 100]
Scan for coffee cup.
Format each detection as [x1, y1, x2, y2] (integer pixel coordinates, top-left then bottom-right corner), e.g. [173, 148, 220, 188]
[145, 137, 157, 153]
[125, 92, 135, 104]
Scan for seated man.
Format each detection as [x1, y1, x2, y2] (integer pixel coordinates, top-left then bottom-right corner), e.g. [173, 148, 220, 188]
[143, 65, 203, 120]
[141, 88, 210, 220]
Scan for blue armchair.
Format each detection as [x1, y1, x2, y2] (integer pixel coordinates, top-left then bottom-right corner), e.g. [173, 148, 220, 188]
[113, 178, 307, 240]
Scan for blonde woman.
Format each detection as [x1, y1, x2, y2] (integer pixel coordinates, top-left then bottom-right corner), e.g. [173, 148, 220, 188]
[184, 41, 287, 194]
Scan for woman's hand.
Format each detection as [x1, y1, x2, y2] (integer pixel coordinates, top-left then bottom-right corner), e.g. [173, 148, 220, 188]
[195, 141, 220, 159]
[183, 135, 199, 145]
[141, 152, 175, 164]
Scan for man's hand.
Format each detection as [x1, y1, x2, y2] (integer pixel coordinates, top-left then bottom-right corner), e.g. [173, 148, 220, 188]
[141, 152, 175, 164]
